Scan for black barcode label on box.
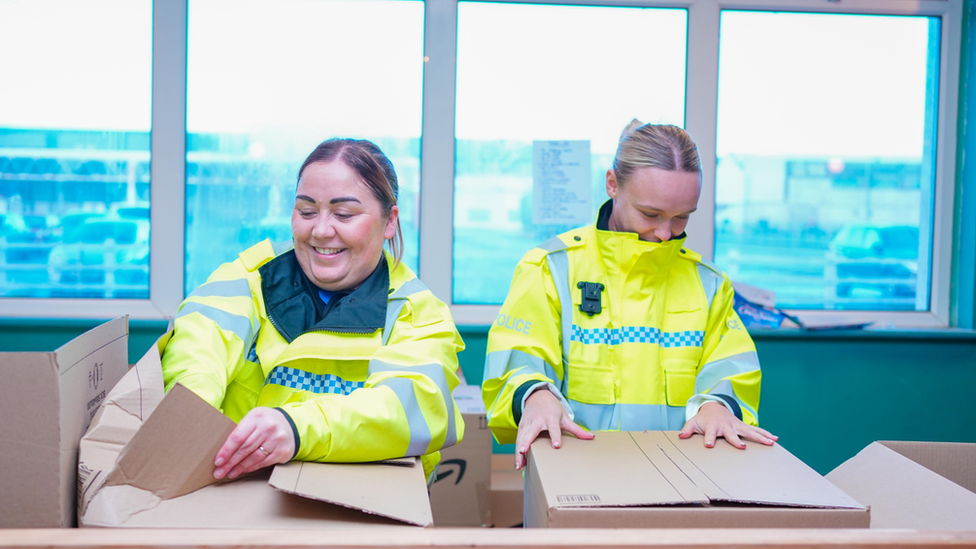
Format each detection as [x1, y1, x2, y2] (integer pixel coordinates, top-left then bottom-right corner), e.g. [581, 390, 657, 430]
[557, 494, 601, 503]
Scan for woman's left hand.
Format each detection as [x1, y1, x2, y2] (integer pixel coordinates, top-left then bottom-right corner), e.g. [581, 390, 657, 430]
[678, 401, 778, 449]
[213, 407, 296, 479]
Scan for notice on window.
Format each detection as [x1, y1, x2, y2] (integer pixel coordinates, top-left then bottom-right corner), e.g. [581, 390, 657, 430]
[532, 140, 591, 225]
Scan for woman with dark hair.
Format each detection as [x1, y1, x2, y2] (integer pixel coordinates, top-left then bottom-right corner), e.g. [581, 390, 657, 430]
[482, 121, 776, 470]
[162, 138, 464, 482]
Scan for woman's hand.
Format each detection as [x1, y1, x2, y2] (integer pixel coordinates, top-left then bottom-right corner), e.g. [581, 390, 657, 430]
[678, 401, 777, 449]
[213, 407, 296, 479]
[514, 388, 594, 470]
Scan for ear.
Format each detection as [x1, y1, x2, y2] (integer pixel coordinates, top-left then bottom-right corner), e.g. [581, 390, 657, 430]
[606, 169, 619, 199]
[384, 205, 399, 240]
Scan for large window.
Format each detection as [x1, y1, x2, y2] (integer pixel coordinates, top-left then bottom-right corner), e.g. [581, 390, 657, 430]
[0, 0, 152, 299]
[714, 12, 940, 313]
[453, 2, 687, 304]
[184, 0, 425, 293]
[0, 0, 965, 329]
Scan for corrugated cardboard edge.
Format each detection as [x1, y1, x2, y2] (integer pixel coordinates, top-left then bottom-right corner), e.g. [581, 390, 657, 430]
[102, 383, 236, 499]
[827, 441, 976, 529]
[269, 460, 433, 527]
[78, 333, 169, 524]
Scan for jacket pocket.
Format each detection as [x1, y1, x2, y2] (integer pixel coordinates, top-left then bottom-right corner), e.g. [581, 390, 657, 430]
[662, 358, 698, 407]
[566, 363, 615, 405]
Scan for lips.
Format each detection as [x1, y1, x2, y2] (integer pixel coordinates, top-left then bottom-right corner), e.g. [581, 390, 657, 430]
[314, 247, 345, 256]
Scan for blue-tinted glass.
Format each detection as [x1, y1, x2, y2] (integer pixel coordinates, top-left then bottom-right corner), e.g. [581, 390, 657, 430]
[0, 0, 152, 299]
[185, 0, 424, 294]
[715, 12, 939, 311]
[454, 2, 687, 304]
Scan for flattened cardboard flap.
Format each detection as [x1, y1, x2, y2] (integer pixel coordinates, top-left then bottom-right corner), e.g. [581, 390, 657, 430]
[827, 441, 976, 529]
[103, 383, 236, 499]
[269, 459, 433, 527]
[532, 431, 865, 510]
[879, 440, 976, 494]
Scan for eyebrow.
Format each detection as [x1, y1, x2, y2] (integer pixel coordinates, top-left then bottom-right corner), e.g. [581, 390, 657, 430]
[639, 205, 698, 215]
[295, 195, 363, 205]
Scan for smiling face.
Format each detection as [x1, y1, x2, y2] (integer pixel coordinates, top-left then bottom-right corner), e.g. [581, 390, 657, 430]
[291, 160, 398, 291]
[605, 166, 701, 243]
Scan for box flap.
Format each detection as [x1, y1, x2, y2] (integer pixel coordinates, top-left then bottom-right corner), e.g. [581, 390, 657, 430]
[530, 431, 708, 508]
[827, 442, 976, 529]
[879, 440, 976, 494]
[644, 432, 865, 509]
[103, 383, 236, 499]
[87, 470, 408, 529]
[269, 459, 433, 527]
[78, 337, 168, 519]
[535, 432, 864, 511]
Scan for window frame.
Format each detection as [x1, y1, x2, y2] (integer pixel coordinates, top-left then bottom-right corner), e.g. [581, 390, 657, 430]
[0, 0, 965, 329]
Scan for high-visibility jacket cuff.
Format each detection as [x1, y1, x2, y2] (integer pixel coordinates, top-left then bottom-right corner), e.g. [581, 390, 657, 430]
[513, 380, 574, 425]
[685, 394, 738, 423]
[275, 407, 301, 460]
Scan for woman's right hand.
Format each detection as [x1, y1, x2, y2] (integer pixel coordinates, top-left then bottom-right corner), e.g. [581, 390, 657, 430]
[514, 387, 594, 470]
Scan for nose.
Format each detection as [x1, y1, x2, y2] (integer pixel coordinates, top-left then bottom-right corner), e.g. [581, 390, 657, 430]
[311, 215, 337, 239]
[654, 221, 672, 242]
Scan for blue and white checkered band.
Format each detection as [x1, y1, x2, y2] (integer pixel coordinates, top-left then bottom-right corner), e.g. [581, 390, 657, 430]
[572, 326, 704, 348]
[265, 366, 365, 395]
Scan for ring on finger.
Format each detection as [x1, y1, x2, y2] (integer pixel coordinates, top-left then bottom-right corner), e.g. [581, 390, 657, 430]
[258, 446, 270, 456]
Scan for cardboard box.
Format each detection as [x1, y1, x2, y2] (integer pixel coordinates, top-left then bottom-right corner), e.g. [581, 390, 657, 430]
[0, 316, 129, 528]
[78, 338, 432, 528]
[826, 441, 976, 529]
[429, 384, 492, 527]
[525, 431, 869, 528]
[490, 454, 524, 528]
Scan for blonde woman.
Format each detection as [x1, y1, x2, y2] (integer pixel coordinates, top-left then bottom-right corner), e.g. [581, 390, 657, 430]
[483, 121, 776, 469]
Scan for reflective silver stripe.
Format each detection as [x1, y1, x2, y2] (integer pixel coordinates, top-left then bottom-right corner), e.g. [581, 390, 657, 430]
[709, 378, 758, 423]
[694, 350, 761, 395]
[569, 399, 615, 431]
[546, 249, 572, 394]
[176, 302, 257, 348]
[538, 236, 568, 253]
[696, 263, 722, 311]
[483, 349, 560, 385]
[570, 400, 688, 431]
[390, 277, 428, 300]
[383, 277, 429, 346]
[382, 300, 407, 347]
[368, 361, 457, 448]
[272, 240, 293, 256]
[187, 278, 251, 299]
[375, 377, 432, 456]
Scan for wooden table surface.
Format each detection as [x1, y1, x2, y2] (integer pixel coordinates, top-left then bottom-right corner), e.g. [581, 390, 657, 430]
[2, 528, 976, 549]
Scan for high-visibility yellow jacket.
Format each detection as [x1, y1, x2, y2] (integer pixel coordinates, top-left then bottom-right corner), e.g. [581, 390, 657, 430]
[161, 240, 465, 479]
[483, 202, 761, 444]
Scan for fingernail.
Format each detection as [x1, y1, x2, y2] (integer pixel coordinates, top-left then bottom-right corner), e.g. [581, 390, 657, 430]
[553, 443, 560, 449]
[229, 469, 239, 479]
[706, 442, 713, 447]
[214, 468, 224, 479]
[515, 462, 521, 470]
[519, 446, 525, 454]
[214, 457, 224, 466]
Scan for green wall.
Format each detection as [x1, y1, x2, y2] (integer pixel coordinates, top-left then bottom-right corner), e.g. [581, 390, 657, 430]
[457, 326, 976, 475]
[1, 320, 974, 475]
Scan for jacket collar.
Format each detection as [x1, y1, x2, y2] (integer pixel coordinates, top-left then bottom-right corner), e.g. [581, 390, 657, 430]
[259, 251, 389, 343]
[593, 200, 686, 279]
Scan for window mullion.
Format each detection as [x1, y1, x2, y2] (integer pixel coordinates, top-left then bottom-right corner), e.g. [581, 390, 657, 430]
[150, 0, 188, 318]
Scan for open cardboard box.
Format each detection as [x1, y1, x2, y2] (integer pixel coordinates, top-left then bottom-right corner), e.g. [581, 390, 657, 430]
[0, 316, 129, 528]
[826, 440, 976, 529]
[525, 431, 869, 528]
[429, 384, 492, 526]
[490, 454, 524, 528]
[78, 336, 432, 529]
